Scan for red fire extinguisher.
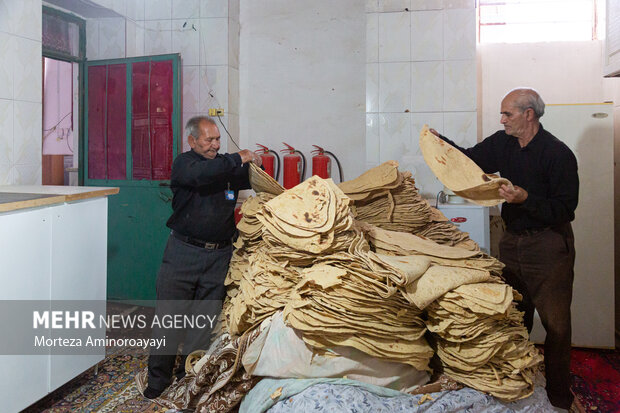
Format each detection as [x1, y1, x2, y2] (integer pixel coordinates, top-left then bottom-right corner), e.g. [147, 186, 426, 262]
[280, 142, 306, 189]
[311, 145, 344, 183]
[255, 143, 281, 181]
[234, 205, 243, 225]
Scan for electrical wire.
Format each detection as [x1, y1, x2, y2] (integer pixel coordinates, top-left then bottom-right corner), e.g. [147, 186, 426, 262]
[216, 113, 241, 151]
[43, 111, 72, 132]
[64, 128, 74, 154]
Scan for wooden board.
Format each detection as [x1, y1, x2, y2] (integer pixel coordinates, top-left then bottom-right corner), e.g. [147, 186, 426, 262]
[0, 193, 67, 213]
[0, 186, 120, 213]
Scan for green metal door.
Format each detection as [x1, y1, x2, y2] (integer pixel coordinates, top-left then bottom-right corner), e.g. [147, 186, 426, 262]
[84, 54, 181, 300]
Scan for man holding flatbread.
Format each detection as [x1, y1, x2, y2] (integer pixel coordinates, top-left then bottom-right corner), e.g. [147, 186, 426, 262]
[143, 115, 261, 399]
[430, 88, 578, 411]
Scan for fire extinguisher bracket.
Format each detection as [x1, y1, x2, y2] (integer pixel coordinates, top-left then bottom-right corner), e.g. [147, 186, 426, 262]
[256, 143, 281, 181]
[311, 144, 344, 183]
[281, 142, 306, 189]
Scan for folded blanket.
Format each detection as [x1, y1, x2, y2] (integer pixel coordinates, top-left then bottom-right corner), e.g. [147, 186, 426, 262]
[240, 378, 556, 413]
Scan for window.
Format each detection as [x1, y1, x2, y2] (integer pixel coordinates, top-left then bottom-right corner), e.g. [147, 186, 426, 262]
[85, 56, 179, 183]
[479, 0, 600, 43]
[43, 8, 83, 60]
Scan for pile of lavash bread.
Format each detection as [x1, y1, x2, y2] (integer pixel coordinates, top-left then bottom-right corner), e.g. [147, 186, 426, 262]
[162, 127, 542, 409]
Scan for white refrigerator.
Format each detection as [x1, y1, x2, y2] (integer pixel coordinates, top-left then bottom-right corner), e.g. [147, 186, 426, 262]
[437, 202, 490, 255]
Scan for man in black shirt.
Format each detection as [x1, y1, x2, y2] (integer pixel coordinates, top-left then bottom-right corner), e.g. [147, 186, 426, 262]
[431, 88, 578, 411]
[144, 115, 261, 399]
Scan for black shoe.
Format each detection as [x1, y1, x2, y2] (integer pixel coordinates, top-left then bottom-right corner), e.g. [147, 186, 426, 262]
[143, 386, 164, 399]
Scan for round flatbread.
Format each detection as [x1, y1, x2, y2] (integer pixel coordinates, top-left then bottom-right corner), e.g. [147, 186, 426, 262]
[419, 125, 512, 206]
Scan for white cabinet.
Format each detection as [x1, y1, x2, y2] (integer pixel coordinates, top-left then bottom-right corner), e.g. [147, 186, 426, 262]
[0, 193, 112, 412]
[0, 207, 52, 413]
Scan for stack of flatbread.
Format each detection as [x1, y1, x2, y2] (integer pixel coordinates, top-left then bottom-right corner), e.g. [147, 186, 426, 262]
[225, 191, 278, 333]
[427, 284, 543, 401]
[235, 192, 276, 252]
[226, 249, 302, 335]
[222, 164, 541, 403]
[256, 176, 353, 255]
[339, 161, 432, 232]
[360, 221, 541, 401]
[224, 176, 356, 335]
[224, 177, 435, 369]
[282, 226, 433, 370]
[415, 207, 480, 251]
[361, 223, 503, 280]
[358, 222, 494, 309]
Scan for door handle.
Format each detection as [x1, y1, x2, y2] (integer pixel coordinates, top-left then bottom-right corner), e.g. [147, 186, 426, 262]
[159, 191, 172, 203]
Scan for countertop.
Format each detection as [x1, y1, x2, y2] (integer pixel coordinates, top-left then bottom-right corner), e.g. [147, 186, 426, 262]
[0, 185, 119, 213]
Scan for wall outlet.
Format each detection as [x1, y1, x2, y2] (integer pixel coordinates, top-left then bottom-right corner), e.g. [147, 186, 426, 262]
[208, 108, 224, 116]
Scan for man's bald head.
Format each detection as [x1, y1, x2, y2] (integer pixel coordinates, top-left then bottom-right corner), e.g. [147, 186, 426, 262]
[503, 88, 545, 119]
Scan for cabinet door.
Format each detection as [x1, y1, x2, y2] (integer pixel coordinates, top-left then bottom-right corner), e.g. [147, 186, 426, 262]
[49, 199, 107, 390]
[0, 209, 52, 411]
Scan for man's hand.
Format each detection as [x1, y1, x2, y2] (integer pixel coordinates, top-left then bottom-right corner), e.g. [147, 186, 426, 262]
[252, 152, 262, 167]
[238, 149, 262, 166]
[429, 128, 441, 137]
[499, 184, 528, 204]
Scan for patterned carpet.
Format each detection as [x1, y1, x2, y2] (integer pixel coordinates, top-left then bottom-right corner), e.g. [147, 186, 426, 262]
[22, 348, 166, 413]
[22, 346, 619, 412]
[22, 303, 166, 413]
[570, 348, 620, 412]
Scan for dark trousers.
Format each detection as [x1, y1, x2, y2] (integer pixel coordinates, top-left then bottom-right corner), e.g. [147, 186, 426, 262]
[147, 234, 232, 391]
[499, 223, 575, 409]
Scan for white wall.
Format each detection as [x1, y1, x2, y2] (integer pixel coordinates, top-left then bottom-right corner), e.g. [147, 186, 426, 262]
[43, 58, 74, 155]
[1, 0, 236, 184]
[85, 0, 238, 154]
[479, 41, 620, 137]
[239, 0, 366, 182]
[366, 0, 478, 198]
[1, 0, 475, 189]
[0, 0, 43, 185]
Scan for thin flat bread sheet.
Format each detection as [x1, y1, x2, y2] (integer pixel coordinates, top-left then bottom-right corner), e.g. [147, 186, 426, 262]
[249, 162, 285, 195]
[418, 125, 512, 206]
[338, 161, 400, 195]
[360, 222, 480, 259]
[403, 265, 491, 309]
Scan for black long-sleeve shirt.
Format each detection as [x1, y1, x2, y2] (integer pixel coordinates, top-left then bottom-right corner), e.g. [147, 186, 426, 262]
[439, 125, 579, 233]
[166, 150, 251, 241]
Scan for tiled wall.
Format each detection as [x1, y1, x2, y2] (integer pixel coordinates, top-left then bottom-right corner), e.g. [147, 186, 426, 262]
[238, 0, 367, 183]
[0, 0, 43, 185]
[365, 0, 477, 198]
[86, 0, 237, 153]
[1, 0, 473, 188]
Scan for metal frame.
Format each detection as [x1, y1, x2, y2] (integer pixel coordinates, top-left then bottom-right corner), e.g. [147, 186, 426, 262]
[84, 54, 181, 188]
[42, 6, 86, 184]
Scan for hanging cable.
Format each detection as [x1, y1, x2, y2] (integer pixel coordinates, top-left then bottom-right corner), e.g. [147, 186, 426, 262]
[43, 111, 72, 132]
[216, 113, 241, 151]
